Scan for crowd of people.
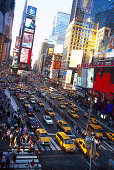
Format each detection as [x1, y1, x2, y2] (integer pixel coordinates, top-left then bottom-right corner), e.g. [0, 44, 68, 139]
[0, 88, 41, 169]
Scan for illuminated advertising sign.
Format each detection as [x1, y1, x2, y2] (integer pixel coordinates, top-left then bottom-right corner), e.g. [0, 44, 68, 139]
[93, 67, 114, 94]
[81, 69, 87, 88]
[20, 48, 31, 64]
[15, 36, 21, 49]
[72, 73, 78, 90]
[87, 68, 94, 88]
[27, 6, 37, 18]
[69, 50, 83, 68]
[48, 48, 53, 54]
[22, 32, 33, 48]
[65, 70, 72, 84]
[25, 18, 35, 33]
[52, 61, 61, 69]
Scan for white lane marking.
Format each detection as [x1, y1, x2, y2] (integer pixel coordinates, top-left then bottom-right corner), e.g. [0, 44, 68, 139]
[44, 145, 51, 151]
[34, 115, 45, 129]
[97, 121, 114, 133]
[100, 144, 107, 150]
[50, 137, 61, 150]
[103, 141, 114, 151]
[50, 143, 56, 150]
[48, 133, 56, 136]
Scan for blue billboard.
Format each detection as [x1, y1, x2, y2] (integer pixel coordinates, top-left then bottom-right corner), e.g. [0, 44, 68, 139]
[27, 6, 37, 17]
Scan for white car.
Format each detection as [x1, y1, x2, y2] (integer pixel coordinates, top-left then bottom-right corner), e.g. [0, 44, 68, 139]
[43, 115, 53, 125]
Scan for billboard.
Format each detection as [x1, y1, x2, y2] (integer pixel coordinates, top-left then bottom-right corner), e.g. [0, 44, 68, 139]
[0, 11, 3, 33]
[22, 32, 33, 48]
[25, 18, 35, 33]
[87, 68, 94, 88]
[27, 6, 37, 18]
[81, 69, 87, 88]
[15, 36, 21, 49]
[65, 70, 72, 84]
[72, 73, 78, 90]
[69, 50, 83, 68]
[52, 61, 61, 69]
[20, 48, 31, 64]
[93, 67, 114, 93]
[54, 44, 63, 54]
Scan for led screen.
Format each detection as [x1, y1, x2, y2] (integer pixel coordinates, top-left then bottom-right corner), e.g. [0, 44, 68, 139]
[22, 32, 33, 48]
[20, 48, 31, 64]
[25, 18, 35, 33]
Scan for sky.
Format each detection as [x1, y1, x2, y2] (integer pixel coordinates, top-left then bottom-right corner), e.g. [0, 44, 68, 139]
[11, 0, 72, 66]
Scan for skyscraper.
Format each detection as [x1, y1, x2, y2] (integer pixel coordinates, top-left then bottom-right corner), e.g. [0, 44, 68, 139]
[48, 11, 70, 45]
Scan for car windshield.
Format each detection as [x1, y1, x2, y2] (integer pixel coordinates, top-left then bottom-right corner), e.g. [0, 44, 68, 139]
[31, 120, 37, 124]
[62, 123, 68, 127]
[64, 139, 72, 144]
[94, 129, 102, 133]
[40, 133, 48, 137]
[29, 109, 34, 112]
[46, 117, 51, 120]
[48, 109, 53, 112]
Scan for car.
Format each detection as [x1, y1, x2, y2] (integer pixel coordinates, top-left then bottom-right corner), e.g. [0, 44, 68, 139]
[29, 97, 36, 104]
[57, 96, 65, 101]
[84, 113, 94, 119]
[26, 106, 35, 117]
[57, 120, 72, 134]
[105, 132, 114, 142]
[58, 103, 66, 109]
[75, 138, 99, 158]
[43, 115, 53, 125]
[17, 94, 24, 100]
[56, 132, 75, 152]
[27, 117, 39, 130]
[50, 95, 56, 99]
[62, 101, 68, 106]
[45, 108, 55, 116]
[37, 100, 44, 107]
[23, 100, 31, 108]
[71, 105, 79, 112]
[87, 123, 103, 139]
[36, 128, 50, 145]
[67, 110, 79, 119]
[68, 101, 75, 105]
[33, 104, 40, 111]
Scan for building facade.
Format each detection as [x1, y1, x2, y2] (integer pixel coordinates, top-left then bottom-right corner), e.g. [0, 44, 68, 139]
[48, 11, 70, 45]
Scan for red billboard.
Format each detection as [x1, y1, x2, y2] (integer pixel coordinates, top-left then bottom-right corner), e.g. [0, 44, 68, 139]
[93, 67, 114, 94]
[22, 32, 33, 48]
[52, 61, 61, 69]
[20, 48, 31, 64]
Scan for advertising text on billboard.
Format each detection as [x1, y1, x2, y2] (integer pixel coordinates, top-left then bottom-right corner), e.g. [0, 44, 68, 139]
[22, 32, 33, 48]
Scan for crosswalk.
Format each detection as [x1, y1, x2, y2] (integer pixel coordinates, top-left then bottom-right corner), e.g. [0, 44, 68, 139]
[3, 143, 42, 169]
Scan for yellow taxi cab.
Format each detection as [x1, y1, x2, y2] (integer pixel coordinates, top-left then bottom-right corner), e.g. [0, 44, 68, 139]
[57, 120, 72, 134]
[37, 100, 44, 107]
[56, 132, 75, 152]
[75, 138, 99, 158]
[84, 113, 94, 119]
[23, 100, 31, 108]
[71, 105, 79, 112]
[67, 110, 79, 119]
[68, 101, 75, 105]
[50, 95, 56, 99]
[36, 128, 50, 145]
[57, 96, 65, 101]
[45, 108, 55, 116]
[62, 101, 68, 106]
[105, 132, 114, 142]
[58, 103, 66, 109]
[88, 123, 103, 139]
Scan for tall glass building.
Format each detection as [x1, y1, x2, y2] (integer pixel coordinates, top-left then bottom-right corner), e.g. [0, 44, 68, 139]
[48, 11, 70, 45]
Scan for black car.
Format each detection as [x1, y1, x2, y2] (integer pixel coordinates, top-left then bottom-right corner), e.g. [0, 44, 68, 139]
[27, 117, 39, 130]
[33, 104, 40, 111]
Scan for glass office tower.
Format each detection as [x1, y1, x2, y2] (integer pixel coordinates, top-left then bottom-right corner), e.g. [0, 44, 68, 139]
[48, 11, 70, 45]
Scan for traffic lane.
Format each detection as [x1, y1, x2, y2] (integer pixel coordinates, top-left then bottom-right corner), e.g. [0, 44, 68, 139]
[34, 107, 67, 134]
[40, 150, 89, 170]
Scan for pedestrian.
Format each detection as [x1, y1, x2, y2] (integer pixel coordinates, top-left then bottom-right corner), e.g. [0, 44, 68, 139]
[5, 152, 10, 168]
[26, 161, 31, 170]
[35, 163, 39, 170]
[1, 156, 6, 168]
[30, 159, 35, 169]
[37, 138, 42, 150]
[109, 116, 113, 126]
[12, 150, 17, 165]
